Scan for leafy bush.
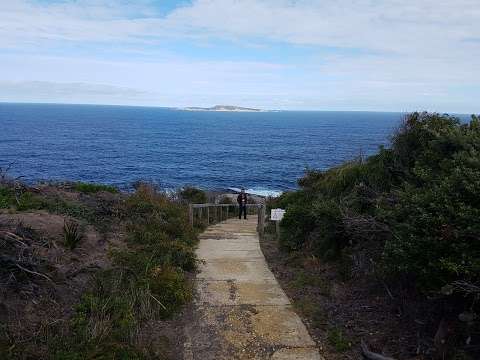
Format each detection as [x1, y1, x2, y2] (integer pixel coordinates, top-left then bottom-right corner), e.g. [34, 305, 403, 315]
[279, 200, 316, 252]
[279, 112, 480, 294]
[179, 186, 207, 204]
[381, 114, 480, 289]
[309, 199, 346, 259]
[73, 182, 118, 194]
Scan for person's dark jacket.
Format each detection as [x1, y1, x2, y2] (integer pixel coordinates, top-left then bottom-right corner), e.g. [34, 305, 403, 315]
[237, 193, 247, 205]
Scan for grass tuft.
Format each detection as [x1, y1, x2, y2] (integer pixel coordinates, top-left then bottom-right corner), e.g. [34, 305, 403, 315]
[63, 220, 83, 250]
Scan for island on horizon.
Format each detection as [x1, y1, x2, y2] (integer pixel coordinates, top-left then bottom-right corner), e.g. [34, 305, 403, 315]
[182, 105, 263, 112]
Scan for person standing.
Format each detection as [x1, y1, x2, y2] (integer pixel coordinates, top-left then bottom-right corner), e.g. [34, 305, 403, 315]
[237, 189, 248, 219]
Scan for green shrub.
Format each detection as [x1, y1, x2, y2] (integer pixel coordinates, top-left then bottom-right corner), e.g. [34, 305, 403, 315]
[278, 112, 480, 294]
[0, 185, 15, 208]
[309, 199, 346, 259]
[116, 184, 196, 314]
[381, 114, 480, 290]
[73, 182, 118, 194]
[279, 200, 316, 252]
[179, 186, 207, 204]
[278, 193, 347, 259]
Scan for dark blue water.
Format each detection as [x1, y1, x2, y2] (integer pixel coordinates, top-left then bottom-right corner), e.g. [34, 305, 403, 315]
[0, 103, 402, 193]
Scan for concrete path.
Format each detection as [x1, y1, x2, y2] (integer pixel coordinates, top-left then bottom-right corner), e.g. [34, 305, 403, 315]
[184, 218, 321, 360]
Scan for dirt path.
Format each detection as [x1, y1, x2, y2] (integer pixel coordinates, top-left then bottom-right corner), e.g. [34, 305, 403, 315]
[184, 218, 322, 360]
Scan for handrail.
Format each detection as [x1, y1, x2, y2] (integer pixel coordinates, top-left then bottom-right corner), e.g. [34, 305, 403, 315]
[189, 203, 265, 235]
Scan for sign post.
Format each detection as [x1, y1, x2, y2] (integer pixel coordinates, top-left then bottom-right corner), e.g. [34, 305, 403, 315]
[270, 208, 285, 240]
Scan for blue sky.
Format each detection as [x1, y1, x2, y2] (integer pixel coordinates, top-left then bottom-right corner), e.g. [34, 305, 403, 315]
[0, 0, 479, 112]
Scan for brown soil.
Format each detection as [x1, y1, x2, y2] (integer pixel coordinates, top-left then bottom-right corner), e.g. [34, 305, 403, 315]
[260, 231, 439, 360]
[0, 209, 106, 348]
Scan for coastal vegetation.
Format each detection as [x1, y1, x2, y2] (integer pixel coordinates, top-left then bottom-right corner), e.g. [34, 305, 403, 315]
[73, 182, 118, 194]
[0, 179, 199, 359]
[268, 112, 480, 359]
[179, 186, 207, 204]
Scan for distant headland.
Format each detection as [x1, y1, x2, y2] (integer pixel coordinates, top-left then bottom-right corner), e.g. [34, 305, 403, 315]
[182, 105, 263, 112]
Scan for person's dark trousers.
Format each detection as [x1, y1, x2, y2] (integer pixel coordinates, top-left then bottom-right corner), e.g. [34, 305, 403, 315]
[238, 205, 247, 219]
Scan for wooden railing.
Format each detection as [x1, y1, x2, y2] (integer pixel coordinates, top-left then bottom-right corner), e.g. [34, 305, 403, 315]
[189, 203, 266, 235]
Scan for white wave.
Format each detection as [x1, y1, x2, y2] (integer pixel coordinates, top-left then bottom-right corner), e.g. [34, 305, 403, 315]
[228, 187, 283, 198]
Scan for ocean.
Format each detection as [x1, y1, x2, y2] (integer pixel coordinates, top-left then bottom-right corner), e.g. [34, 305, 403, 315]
[0, 103, 403, 195]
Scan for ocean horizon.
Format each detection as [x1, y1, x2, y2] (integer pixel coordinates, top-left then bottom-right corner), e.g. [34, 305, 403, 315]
[0, 102, 418, 194]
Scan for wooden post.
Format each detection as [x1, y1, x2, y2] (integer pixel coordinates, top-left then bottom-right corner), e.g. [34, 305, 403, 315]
[257, 205, 265, 236]
[226, 205, 229, 220]
[189, 204, 193, 227]
[261, 205, 266, 236]
[257, 206, 260, 230]
[207, 206, 210, 225]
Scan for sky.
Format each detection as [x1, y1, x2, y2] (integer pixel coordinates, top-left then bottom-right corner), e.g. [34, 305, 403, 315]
[0, 0, 479, 112]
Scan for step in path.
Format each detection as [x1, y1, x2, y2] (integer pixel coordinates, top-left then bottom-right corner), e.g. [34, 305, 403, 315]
[184, 217, 322, 360]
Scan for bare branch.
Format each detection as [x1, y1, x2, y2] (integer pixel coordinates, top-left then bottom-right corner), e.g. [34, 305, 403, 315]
[15, 263, 54, 284]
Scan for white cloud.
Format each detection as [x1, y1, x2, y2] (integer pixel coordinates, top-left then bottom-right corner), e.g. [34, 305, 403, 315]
[2, 0, 479, 54]
[0, 0, 479, 112]
[0, 80, 151, 104]
[0, 54, 297, 108]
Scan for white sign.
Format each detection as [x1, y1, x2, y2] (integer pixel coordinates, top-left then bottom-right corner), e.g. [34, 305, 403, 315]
[270, 208, 285, 221]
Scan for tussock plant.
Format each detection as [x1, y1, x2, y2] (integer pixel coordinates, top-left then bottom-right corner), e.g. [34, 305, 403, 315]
[63, 220, 83, 250]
